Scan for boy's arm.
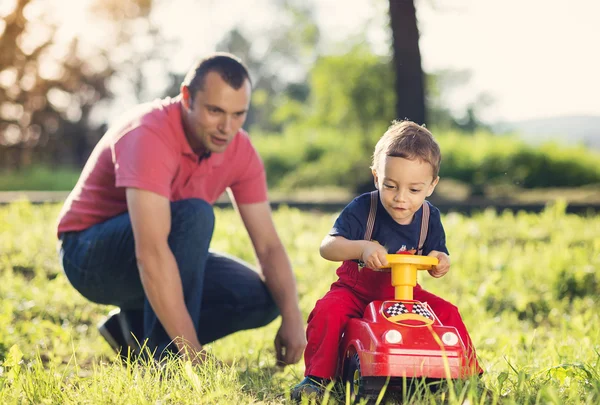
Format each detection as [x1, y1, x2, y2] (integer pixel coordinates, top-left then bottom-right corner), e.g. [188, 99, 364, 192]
[424, 206, 450, 278]
[320, 235, 389, 269]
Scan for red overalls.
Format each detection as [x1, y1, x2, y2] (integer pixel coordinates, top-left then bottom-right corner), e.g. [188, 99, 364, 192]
[304, 194, 482, 379]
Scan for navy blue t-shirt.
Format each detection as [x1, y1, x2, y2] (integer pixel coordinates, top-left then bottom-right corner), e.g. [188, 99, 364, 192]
[329, 192, 449, 256]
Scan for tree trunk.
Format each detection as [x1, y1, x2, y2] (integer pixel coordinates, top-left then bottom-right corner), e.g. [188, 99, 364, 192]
[389, 0, 426, 125]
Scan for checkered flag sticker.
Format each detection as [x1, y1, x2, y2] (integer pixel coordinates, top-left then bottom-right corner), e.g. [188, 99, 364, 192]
[412, 303, 433, 319]
[385, 302, 409, 316]
[385, 302, 434, 320]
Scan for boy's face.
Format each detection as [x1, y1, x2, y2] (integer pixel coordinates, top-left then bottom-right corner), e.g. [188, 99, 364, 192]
[372, 156, 439, 225]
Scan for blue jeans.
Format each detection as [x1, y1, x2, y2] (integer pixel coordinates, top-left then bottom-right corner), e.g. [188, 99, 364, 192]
[59, 199, 279, 357]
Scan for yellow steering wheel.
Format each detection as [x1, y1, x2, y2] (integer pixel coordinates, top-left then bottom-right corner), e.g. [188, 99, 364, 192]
[381, 254, 439, 325]
[384, 254, 438, 301]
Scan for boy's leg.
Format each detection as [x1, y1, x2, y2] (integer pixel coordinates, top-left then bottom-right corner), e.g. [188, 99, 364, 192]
[303, 287, 365, 380]
[196, 251, 279, 344]
[59, 198, 214, 359]
[290, 287, 364, 401]
[413, 286, 483, 374]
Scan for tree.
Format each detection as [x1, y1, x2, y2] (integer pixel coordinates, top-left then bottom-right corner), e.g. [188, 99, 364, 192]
[307, 46, 395, 134]
[214, 0, 320, 132]
[0, 0, 107, 169]
[388, 0, 426, 125]
[0, 0, 171, 170]
[426, 69, 494, 132]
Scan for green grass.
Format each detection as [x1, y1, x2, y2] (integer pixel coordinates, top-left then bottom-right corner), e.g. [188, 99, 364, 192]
[0, 201, 599, 404]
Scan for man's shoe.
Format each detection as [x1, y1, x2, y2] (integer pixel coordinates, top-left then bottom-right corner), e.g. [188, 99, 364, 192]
[116, 309, 140, 351]
[98, 309, 138, 359]
[290, 376, 329, 402]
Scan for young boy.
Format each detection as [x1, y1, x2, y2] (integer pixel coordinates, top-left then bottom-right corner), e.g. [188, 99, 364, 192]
[291, 121, 482, 400]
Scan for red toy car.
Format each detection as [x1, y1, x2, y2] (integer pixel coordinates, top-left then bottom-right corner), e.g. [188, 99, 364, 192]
[339, 254, 472, 401]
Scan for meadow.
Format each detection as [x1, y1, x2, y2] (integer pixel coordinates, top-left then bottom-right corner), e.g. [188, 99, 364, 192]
[0, 201, 598, 404]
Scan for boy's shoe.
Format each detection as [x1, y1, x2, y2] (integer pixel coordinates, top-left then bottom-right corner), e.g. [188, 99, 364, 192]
[290, 376, 330, 402]
[97, 309, 138, 358]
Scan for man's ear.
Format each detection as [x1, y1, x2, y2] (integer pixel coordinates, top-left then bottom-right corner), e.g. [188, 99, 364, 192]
[426, 176, 440, 197]
[180, 85, 191, 109]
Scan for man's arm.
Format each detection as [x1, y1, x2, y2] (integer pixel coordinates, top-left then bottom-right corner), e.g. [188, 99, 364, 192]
[126, 188, 203, 359]
[236, 201, 306, 365]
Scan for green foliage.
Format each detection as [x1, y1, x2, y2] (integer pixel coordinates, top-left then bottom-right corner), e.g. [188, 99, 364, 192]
[216, 2, 320, 133]
[252, 126, 375, 190]
[438, 131, 600, 192]
[252, 126, 600, 193]
[305, 46, 395, 132]
[426, 69, 495, 132]
[0, 166, 79, 191]
[264, 45, 491, 134]
[1, 201, 599, 403]
[2, 128, 599, 195]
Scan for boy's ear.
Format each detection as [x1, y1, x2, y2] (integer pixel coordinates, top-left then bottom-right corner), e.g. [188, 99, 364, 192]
[372, 169, 379, 189]
[426, 176, 440, 197]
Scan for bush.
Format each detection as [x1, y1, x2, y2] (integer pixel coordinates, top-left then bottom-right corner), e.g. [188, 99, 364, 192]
[3, 129, 599, 194]
[252, 125, 380, 190]
[253, 127, 600, 193]
[0, 166, 80, 191]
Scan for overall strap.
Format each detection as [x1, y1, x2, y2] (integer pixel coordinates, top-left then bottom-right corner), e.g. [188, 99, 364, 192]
[417, 201, 430, 255]
[363, 190, 378, 241]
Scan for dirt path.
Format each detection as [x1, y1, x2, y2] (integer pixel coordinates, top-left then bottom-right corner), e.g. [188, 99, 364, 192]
[1, 191, 598, 215]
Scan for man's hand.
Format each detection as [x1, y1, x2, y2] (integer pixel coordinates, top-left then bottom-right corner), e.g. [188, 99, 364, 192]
[427, 250, 450, 278]
[361, 241, 389, 270]
[274, 315, 307, 366]
[188, 348, 224, 368]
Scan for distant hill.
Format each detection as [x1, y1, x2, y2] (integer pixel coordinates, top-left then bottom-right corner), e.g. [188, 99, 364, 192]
[494, 115, 600, 149]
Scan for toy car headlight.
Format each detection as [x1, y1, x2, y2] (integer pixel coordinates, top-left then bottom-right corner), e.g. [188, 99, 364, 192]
[384, 330, 402, 344]
[441, 332, 459, 346]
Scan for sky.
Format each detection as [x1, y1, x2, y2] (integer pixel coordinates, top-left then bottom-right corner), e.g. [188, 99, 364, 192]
[16, 0, 600, 123]
[153, 0, 600, 123]
[416, 0, 600, 122]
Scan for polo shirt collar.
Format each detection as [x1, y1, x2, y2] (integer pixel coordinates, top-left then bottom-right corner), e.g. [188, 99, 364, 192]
[202, 150, 225, 167]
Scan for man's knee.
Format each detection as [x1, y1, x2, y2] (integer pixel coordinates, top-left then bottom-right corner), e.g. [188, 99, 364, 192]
[170, 199, 215, 235]
[259, 293, 280, 327]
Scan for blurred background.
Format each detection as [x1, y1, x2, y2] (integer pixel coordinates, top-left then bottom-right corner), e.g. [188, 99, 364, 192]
[1, 0, 599, 208]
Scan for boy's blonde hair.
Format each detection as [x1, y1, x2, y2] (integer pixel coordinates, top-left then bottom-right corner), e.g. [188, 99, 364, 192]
[371, 120, 441, 177]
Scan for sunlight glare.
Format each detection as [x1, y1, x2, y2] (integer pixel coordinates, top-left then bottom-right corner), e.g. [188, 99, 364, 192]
[0, 0, 17, 17]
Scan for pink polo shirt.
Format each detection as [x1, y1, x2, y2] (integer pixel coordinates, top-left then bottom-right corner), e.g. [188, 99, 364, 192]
[57, 97, 267, 235]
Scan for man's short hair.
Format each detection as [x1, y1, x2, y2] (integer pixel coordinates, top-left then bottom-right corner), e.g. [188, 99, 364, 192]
[182, 52, 251, 101]
[371, 120, 441, 177]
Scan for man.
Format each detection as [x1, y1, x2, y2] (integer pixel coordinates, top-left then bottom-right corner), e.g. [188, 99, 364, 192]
[57, 53, 306, 365]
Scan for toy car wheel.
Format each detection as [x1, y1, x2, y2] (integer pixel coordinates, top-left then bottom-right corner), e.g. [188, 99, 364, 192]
[344, 353, 365, 402]
[343, 353, 385, 404]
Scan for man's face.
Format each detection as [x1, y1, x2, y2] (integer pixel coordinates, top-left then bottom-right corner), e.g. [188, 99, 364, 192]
[181, 71, 251, 154]
[372, 156, 439, 225]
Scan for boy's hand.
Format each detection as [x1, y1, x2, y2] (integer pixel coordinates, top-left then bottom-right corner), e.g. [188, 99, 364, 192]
[427, 250, 450, 278]
[361, 241, 389, 271]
